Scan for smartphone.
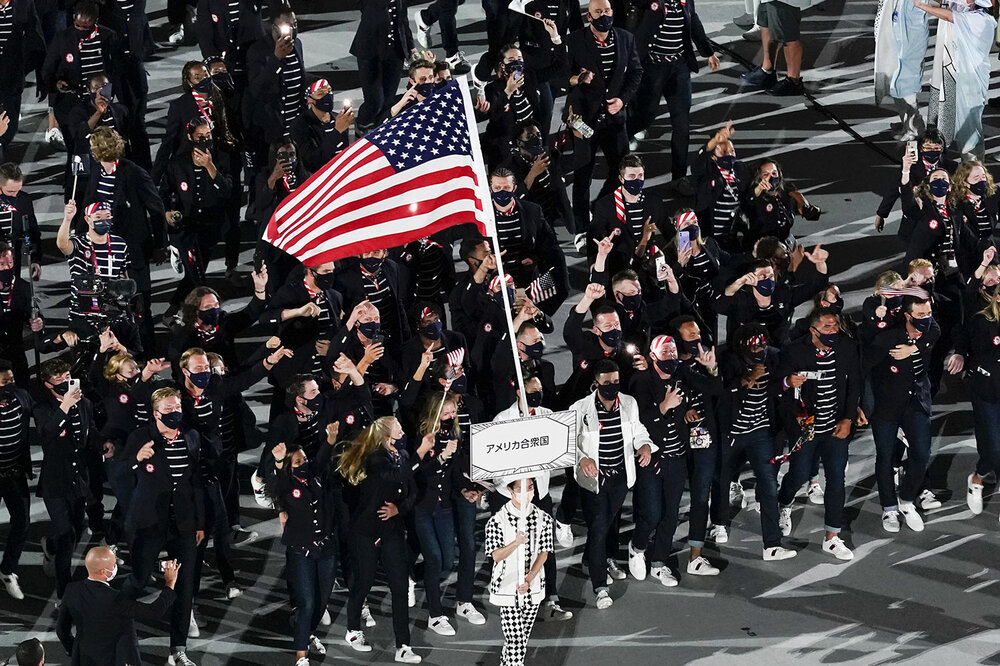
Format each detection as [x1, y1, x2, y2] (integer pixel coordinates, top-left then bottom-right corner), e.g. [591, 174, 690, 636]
[279, 24, 291, 36]
[372, 332, 385, 345]
[342, 98, 352, 109]
[158, 559, 170, 572]
[67, 378, 80, 393]
[99, 82, 112, 100]
[513, 70, 523, 82]
[678, 230, 691, 252]
[906, 140, 918, 161]
[253, 248, 264, 273]
[655, 253, 667, 277]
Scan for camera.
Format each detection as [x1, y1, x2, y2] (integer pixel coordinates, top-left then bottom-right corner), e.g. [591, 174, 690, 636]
[798, 370, 826, 380]
[75, 275, 137, 321]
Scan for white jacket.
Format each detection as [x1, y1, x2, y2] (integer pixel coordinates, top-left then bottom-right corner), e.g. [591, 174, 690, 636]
[493, 402, 552, 498]
[569, 391, 656, 494]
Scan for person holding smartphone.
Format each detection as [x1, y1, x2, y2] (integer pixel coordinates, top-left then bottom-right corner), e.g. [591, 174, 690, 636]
[671, 209, 729, 346]
[291, 79, 353, 172]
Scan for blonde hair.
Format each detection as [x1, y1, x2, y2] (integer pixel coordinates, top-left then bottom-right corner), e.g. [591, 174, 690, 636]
[908, 258, 933, 274]
[420, 394, 460, 439]
[179, 347, 208, 369]
[338, 416, 397, 486]
[981, 284, 1000, 323]
[950, 160, 995, 204]
[151, 387, 181, 411]
[90, 127, 125, 162]
[103, 352, 136, 382]
[874, 270, 902, 294]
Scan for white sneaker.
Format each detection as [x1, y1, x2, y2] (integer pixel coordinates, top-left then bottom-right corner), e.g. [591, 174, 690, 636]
[741, 24, 761, 42]
[762, 547, 797, 561]
[595, 590, 613, 609]
[882, 510, 901, 533]
[709, 525, 729, 544]
[807, 481, 825, 505]
[168, 651, 197, 666]
[649, 565, 679, 587]
[898, 501, 924, 532]
[555, 521, 573, 548]
[628, 139, 639, 152]
[412, 9, 430, 48]
[44, 127, 65, 148]
[408, 577, 416, 608]
[633, 129, 647, 142]
[456, 602, 486, 625]
[606, 558, 626, 581]
[320, 608, 331, 626]
[729, 481, 744, 505]
[445, 51, 471, 76]
[345, 630, 373, 652]
[226, 583, 242, 600]
[893, 466, 903, 489]
[307, 635, 326, 655]
[395, 644, 422, 663]
[361, 603, 376, 627]
[573, 234, 587, 254]
[1, 573, 23, 600]
[967, 474, 984, 514]
[295, 658, 309, 666]
[627, 541, 646, 580]
[188, 610, 199, 638]
[917, 489, 941, 510]
[429, 615, 455, 636]
[822, 536, 854, 561]
[778, 507, 793, 537]
[540, 600, 573, 621]
[168, 24, 185, 45]
[686, 557, 720, 576]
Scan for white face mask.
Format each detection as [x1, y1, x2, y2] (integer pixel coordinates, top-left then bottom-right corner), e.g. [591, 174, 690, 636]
[513, 486, 535, 505]
[106, 564, 118, 581]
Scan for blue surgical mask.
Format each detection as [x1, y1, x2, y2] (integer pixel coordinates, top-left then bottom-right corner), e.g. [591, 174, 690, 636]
[769, 175, 780, 189]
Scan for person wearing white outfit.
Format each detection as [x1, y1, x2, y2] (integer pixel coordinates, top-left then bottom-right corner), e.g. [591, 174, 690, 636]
[874, 0, 931, 140]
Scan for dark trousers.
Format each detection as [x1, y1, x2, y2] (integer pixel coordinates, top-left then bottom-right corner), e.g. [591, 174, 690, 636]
[687, 446, 716, 546]
[169, 227, 217, 308]
[118, 58, 152, 170]
[286, 546, 337, 652]
[627, 60, 692, 180]
[421, 0, 462, 56]
[453, 495, 478, 604]
[871, 403, 931, 509]
[85, 448, 106, 535]
[480, 0, 522, 72]
[131, 265, 155, 356]
[0, 89, 22, 150]
[555, 468, 579, 525]
[631, 458, 686, 567]
[571, 123, 628, 232]
[105, 458, 135, 547]
[580, 473, 628, 593]
[124, 524, 198, 650]
[356, 53, 404, 131]
[721, 429, 782, 548]
[413, 505, 455, 618]
[194, 483, 236, 588]
[218, 455, 240, 528]
[347, 529, 411, 647]
[167, 0, 193, 25]
[777, 432, 850, 531]
[972, 395, 1000, 477]
[43, 495, 85, 599]
[0, 475, 30, 576]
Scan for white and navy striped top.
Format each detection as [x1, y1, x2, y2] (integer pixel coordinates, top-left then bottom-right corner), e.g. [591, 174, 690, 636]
[116, 0, 134, 54]
[908, 335, 924, 379]
[595, 394, 625, 476]
[95, 163, 117, 205]
[306, 284, 334, 334]
[69, 234, 130, 319]
[713, 177, 740, 234]
[968, 199, 992, 239]
[648, 0, 685, 63]
[0, 393, 25, 474]
[78, 30, 104, 84]
[656, 380, 686, 458]
[624, 197, 645, 240]
[682, 358, 707, 423]
[595, 28, 616, 82]
[812, 349, 838, 434]
[280, 50, 303, 136]
[495, 205, 523, 262]
[732, 367, 769, 435]
[163, 435, 189, 489]
[295, 410, 322, 457]
[386, 0, 398, 47]
[511, 91, 534, 125]
[0, 3, 14, 57]
[0, 201, 13, 240]
[361, 268, 398, 337]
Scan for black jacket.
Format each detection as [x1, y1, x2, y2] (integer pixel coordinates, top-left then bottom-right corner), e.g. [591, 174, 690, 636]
[690, 147, 753, 239]
[864, 320, 941, 421]
[718, 345, 781, 438]
[289, 109, 349, 173]
[159, 150, 234, 226]
[877, 156, 957, 241]
[151, 92, 232, 185]
[262, 273, 345, 341]
[41, 24, 121, 95]
[334, 258, 412, 346]
[196, 0, 263, 66]
[560, 26, 643, 126]
[588, 190, 669, 274]
[33, 390, 96, 499]
[715, 269, 828, 345]
[519, 0, 584, 83]
[123, 424, 206, 532]
[266, 450, 339, 550]
[167, 296, 266, 372]
[349, 0, 413, 61]
[57, 579, 175, 666]
[0, 189, 41, 267]
[968, 312, 1000, 402]
[244, 34, 305, 142]
[100, 0, 153, 62]
[901, 186, 963, 272]
[0, 386, 33, 477]
[0, 0, 45, 94]
[775, 334, 862, 438]
[632, 0, 713, 71]
[340, 447, 415, 538]
[62, 94, 130, 160]
[82, 158, 166, 267]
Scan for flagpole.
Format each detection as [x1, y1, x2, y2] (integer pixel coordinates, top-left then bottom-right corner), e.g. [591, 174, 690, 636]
[457, 76, 529, 417]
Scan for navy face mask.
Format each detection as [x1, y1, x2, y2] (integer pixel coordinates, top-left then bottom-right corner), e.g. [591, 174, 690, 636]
[656, 358, 679, 375]
[314, 93, 335, 113]
[493, 287, 514, 307]
[755, 278, 775, 297]
[910, 315, 934, 334]
[680, 338, 701, 356]
[600, 328, 622, 348]
[304, 394, 323, 412]
[414, 82, 436, 98]
[970, 180, 988, 196]
[522, 341, 544, 359]
[619, 293, 643, 311]
[929, 180, 950, 197]
[188, 371, 212, 389]
[360, 257, 383, 274]
[198, 307, 220, 326]
[159, 411, 183, 429]
[596, 381, 620, 400]
[591, 14, 613, 31]
[358, 321, 381, 338]
[193, 77, 213, 94]
[93, 219, 113, 235]
[420, 321, 443, 340]
[450, 374, 468, 394]
[717, 155, 736, 170]
[0, 268, 12, 285]
[769, 175, 781, 189]
[815, 329, 840, 347]
[491, 189, 515, 207]
[921, 150, 941, 164]
[622, 179, 644, 196]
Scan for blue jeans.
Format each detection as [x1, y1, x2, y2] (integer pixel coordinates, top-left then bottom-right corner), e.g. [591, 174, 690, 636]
[871, 403, 931, 510]
[414, 506, 455, 617]
[971, 395, 1000, 477]
[285, 546, 337, 652]
[626, 59, 693, 180]
[688, 446, 717, 547]
[777, 432, 850, 532]
[580, 474, 628, 594]
[632, 457, 687, 567]
[721, 429, 782, 548]
[453, 495, 478, 604]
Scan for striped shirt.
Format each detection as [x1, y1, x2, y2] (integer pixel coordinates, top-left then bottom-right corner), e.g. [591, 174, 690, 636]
[295, 410, 322, 458]
[68, 234, 130, 320]
[648, 0, 685, 63]
[656, 378, 685, 458]
[969, 198, 992, 239]
[280, 51, 303, 136]
[0, 200, 13, 241]
[95, 163, 117, 205]
[78, 30, 104, 83]
[511, 91, 534, 125]
[361, 268, 398, 338]
[595, 394, 625, 477]
[754, 303, 784, 342]
[0, 3, 13, 56]
[0, 393, 25, 474]
[163, 435, 189, 489]
[305, 283, 335, 334]
[713, 175, 740, 234]
[908, 335, 924, 379]
[812, 349, 838, 434]
[595, 29, 616, 82]
[624, 197, 645, 241]
[495, 204, 523, 263]
[732, 367, 770, 435]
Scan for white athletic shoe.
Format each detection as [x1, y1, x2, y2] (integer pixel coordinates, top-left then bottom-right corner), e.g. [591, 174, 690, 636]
[882, 510, 901, 533]
[686, 557, 720, 576]
[627, 541, 647, 580]
[807, 481, 825, 505]
[307, 635, 326, 655]
[1, 573, 23, 600]
[917, 489, 941, 510]
[345, 630, 373, 652]
[412, 9, 431, 48]
[395, 645, 422, 663]
[320, 608, 331, 626]
[762, 547, 797, 561]
[729, 481, 744, 505]
[898, 501, 924, 532]
[967, 474, 984, 515]
[361, 603, 376, 627]
[429, 615, 455, 636]
[778, 507, 793, 537]
[595, 590, 613, 609]
[168, 651, 197, 666]
[606, 558, 626, 581]
[709, 525, 729, 544]
[555, 521, 574, 548]
[188, 610, 199, 638]
[457, 602, 486, 625]
[822, 536, 854, 561]
[294, 658, 309, 666]
[168, 24, 185, 45]
[649, 565, 679, 587]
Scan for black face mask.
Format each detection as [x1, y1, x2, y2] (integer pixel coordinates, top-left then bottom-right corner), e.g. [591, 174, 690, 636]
[52, 381, 70, 395]
[312, 270, 335, 290]
[597, 381, 620, 400]
[304, 394, 323, 412]
[504, 60, 525, 77]
[600, 328, 622, 348]
[826, 299, 844, 314]
[622, 179, 644, 196]
[211, 72, 234, 93]
[450, 374, 468, 394]
[192, 77, 213, 94]
[619, 293, 643, 311]
[358, 321, 381, 338]
[750, 349, 766, 364]
[0, 268, 13, 286]
[360, 257, 383, 274]
[198, 307, 220, 325]
[679, 338, 701, 356]
[717, 155, 736, 171]
[414, 82, 436, 98]
[77, 26, 94, 40]
[0, 385, 13, 402]
[910, 315, 934, 334]
[970, 180, 988, 196]
[159, 411, 183, 429]
[491, 190, 515, 207]
[188, 371, 212, 389]
[420, 321, 443, 340]
[921, 149, 941, 164]
[526, 390, 544, 408]
[929, 180, 950, 197]
[520, 136, 544, 157]
[815, 329, 840, 347]
[655, 358, 679, 375]
[755, 278, 775, 297]
[522, 341, 544, 359]
[314, 93, 335, 113]
[193, 137, 214, 152]
[439, 417, 455, 431]
[591, 14, 613, 31]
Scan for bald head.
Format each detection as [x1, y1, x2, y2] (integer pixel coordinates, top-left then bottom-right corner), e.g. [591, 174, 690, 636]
[588, 0, 611, 13]
[85, 546, 116, 579]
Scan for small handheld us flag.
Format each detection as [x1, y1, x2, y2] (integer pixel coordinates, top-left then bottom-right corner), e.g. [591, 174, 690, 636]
[527, 269, 557, 303]
[446, 347, 466, 368]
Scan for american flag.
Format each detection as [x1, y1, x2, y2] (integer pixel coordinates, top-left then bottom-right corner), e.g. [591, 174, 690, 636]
[446, 347, 466, 368]
[264, 79, 494, 265]
[527, 268, 557, 303]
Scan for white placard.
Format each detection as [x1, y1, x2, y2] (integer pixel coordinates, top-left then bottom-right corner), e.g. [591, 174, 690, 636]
[470, 411, 576, 481]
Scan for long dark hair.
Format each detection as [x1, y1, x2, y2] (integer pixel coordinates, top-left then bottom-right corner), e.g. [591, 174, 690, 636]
[732, 322, 768, 365]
